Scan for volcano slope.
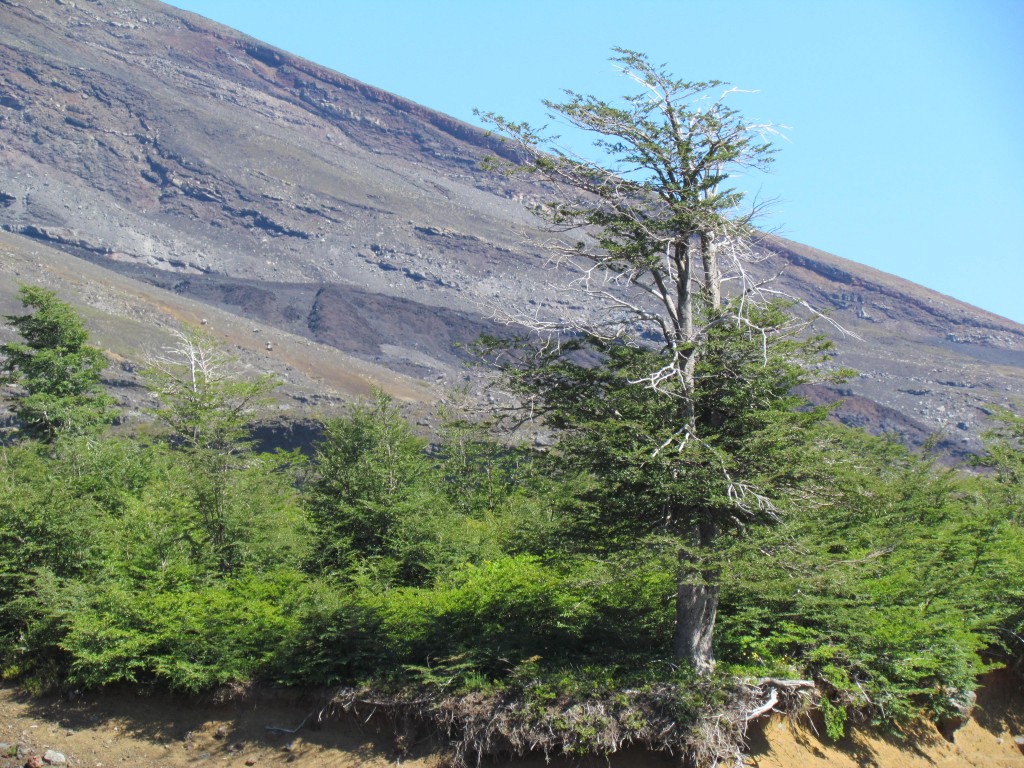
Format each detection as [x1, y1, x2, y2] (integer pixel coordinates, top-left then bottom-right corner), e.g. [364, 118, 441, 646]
[1, 0, 1022, 450]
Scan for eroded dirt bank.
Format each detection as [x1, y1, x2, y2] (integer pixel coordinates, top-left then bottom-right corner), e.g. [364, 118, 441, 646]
[748, 669, 1024, 768]
[1, 674, 1022, 768]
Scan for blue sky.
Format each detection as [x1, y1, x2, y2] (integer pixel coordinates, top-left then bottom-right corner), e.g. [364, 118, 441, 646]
[168, 1, 1024, 325]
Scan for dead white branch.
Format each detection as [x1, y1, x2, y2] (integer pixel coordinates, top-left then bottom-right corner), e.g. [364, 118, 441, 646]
[744, 688, 779, 722]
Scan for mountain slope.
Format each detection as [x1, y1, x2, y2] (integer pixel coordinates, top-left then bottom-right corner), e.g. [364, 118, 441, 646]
[1, 0, 1022, 451]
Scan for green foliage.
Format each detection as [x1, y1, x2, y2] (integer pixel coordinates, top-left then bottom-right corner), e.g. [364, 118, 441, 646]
[143, 328, 278, 453]
[273, 578, 383, 685]
[819, 696, 848, 741]
[286, 550, 677, 690]
[0, 321, 1016, 749]
[434, 400, 534, 517]
[1, 333, 311, 687]
[51, 572, 304, 692]
[975, 405, 1024, 663]
[102, 446, 308, 583]
[306, 390, 543, 587]
[484, 306, 834, 552]
[371, 556, 586, 672]
[717, 426, 1021, 725]
[0, 436, 179, 681]
[1, 568, 75, 686]
[1, 286, 115, 441]
[976, 405, 1024, 518]
[0, 441, 110, 603]
[306, 389, 445, 581]
[561, 548, 677, 657]
[142, 329, 286, 573]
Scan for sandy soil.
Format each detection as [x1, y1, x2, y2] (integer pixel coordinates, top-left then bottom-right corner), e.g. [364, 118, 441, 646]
[748, 670, 1024, 768]
[0, 686, 433, 768]
[1, 674, 1022, 768]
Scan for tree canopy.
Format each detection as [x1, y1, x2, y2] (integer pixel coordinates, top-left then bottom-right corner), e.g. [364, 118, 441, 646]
[0, 285, 114, 442]
[478, 49, 842, 672]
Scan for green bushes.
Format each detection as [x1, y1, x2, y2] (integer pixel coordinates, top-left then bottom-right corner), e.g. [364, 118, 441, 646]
[287, 553, 675, 688]
[716, 427, 1023, 732]
[1, 292, 1021, 757]
[60, 573, 303, 692]
[3, 571, 304, 692]
[0, 381, 1018, 740]
[1, 390, 1019, 731]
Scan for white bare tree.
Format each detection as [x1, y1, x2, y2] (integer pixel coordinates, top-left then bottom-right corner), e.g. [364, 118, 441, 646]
[145, 328, 276, 453]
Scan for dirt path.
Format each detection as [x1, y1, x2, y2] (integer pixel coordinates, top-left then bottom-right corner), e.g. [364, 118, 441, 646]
[1, 675, 1022, 768]
[0, 686, 434, 768]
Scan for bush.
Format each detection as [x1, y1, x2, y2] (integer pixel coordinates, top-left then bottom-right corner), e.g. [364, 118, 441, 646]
[58, 572, 305, 692]
[716, 427, 1018, 730]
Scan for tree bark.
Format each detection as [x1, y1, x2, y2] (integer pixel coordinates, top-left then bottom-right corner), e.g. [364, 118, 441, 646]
[700, 231, 721, 310]
[675, 521, 720, 674]
[674, 574, 720, 675]
[674, 239, 698, 436]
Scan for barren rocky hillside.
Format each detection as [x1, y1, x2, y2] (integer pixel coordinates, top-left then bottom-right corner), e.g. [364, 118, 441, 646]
[1, 0, 1022, 451]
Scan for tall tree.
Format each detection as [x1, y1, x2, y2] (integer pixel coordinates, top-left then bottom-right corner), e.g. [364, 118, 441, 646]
[1, 286, 114, 442]
[479, 50, 838, 672]
[477, 49, 816, 431]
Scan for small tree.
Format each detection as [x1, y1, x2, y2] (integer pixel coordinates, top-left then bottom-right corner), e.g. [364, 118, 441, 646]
[144, 329, 277, 453]
[306, 389, 438, 582]
[143, 328, 279, 572]
[976, 406, 1024, 520]
[1, 286, 115, 442]
[479, 50, 839, 672]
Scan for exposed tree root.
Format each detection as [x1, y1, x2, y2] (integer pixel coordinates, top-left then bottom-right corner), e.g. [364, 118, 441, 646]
[326, 678, 816, 768]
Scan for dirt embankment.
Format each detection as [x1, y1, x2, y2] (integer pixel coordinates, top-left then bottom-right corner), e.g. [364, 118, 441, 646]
[749, 669, 1024, 768]
[2, 673, 1023, 768]
[0, 685, 418, 768]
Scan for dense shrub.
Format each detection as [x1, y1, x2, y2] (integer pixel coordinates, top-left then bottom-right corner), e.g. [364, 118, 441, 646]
[0, 319, 1018, 758]
[717, 427, 1023, 730]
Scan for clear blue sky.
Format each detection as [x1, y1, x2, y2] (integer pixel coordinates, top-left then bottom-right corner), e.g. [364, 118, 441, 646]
[168, 0, 1024, 325]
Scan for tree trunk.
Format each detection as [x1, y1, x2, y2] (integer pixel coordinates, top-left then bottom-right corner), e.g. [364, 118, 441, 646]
[675, 521, 720, 674]
[674, 575, 720, 675]
[674, 239, 698, 435]
[699, 231, 721, 310]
